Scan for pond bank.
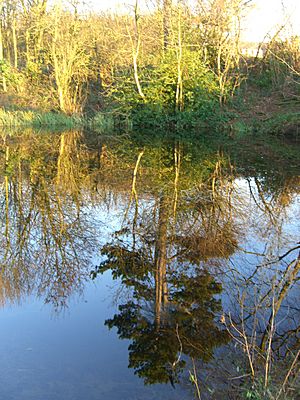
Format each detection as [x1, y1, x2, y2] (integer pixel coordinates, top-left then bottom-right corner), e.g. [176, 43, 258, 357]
[0, 102, 299, 155]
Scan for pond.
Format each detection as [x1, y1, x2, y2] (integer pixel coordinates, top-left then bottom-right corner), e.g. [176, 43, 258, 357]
[0, 129, 299, 399]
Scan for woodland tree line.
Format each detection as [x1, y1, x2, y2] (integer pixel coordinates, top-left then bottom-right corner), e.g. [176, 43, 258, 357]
[0, 0, 299, 123]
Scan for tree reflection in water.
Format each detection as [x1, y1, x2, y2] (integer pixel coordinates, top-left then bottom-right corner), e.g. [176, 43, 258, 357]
[91, 138, 299, 395]
[0, 130, 98, 310]
[0, 129, 299, 397]
[92, 144, 238, 386]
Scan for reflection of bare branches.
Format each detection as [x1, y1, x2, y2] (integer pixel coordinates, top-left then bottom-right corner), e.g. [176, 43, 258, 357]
[123, 149, 144, 250]
[56, 130, 84, 198]
[123, 148, 144, 225]
[174, 162, 238, 264]
[0, 129, 299, 397]
[260, 257, 300, 351]
[190, 357, 201, 400]
[254, 177, 276, 223]
[276, 349, 300, 400]
[247, 244, 300, 282]
[0, 132, 99, 311]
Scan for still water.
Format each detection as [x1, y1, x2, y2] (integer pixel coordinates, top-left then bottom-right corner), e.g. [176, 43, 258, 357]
[0, 130, 299, 399]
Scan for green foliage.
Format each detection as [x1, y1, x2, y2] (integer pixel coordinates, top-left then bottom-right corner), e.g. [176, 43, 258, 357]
[261, 112, 300, 137]
[0, 60, 10, 77]
[257, 70, 274, 90]
[230, 120, 252, 138]
[109, 49, 223, 130]
[88, 112, 117, 132]
[0, 60, 25, 90]
[240, 376, 297, 400]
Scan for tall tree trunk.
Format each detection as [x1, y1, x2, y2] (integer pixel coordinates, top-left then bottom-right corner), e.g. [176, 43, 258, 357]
[175, 7, 183, 111]
[163, 0, 172, 50]
[12, 16, 18, 69]
[25, 29, 30, 67]
[130, 0, 145, 99]
[52, 1, 66, 112]
[0, 5, 7, 92]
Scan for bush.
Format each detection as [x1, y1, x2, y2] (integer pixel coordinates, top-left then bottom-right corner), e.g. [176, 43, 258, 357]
[108, 49, 224, 130]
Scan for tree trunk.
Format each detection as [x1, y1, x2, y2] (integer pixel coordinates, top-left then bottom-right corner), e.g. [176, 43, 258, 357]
[0, 8, 7, 92]
[163, 0, 172, 50]
[131, 0, 145, 99]
[12, 17, 18, 69]
[175, 7, 183, 111]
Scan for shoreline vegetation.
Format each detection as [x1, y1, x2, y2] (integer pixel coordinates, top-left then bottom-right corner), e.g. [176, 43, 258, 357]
[0, 1, 299, 141]
[0, 103, 299, 164]
[0, 102, 299, 139]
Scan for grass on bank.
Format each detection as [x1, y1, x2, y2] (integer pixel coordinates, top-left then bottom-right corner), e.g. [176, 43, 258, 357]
[259, 111, 300, 138]
[0, 109, 85, 128]
[1, 93, 300, 143]
[0, 108, 133, 132]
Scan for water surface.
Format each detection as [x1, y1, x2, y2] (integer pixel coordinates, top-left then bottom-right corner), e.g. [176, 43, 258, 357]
[0, 129, 299, 399]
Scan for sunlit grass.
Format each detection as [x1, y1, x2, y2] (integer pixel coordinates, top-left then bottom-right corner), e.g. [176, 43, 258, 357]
[0, 109, 133, 132]
[0, 109, 85, 128]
